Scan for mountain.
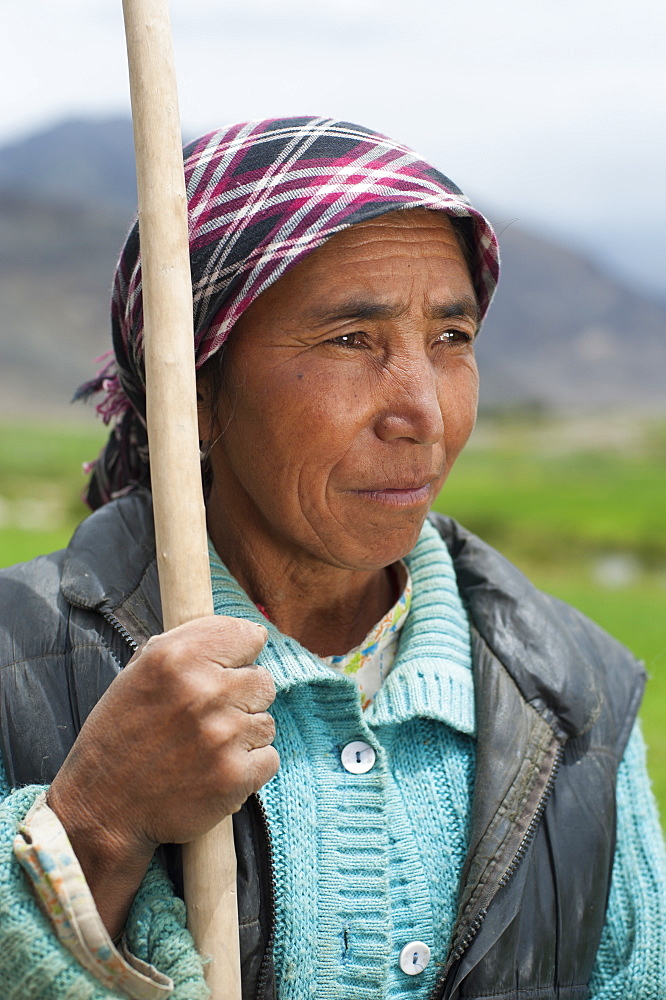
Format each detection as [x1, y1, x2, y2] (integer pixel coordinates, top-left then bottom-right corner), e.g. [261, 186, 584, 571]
[0, 118, 137, 212]
[476, 222, 666, 410]
[0, 118, 664, 418]
[0, 191, 129, 414]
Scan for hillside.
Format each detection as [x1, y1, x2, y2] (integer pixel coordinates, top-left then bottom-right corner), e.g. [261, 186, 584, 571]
[478, 223, 666, 410]
[0, 118, 664, 417]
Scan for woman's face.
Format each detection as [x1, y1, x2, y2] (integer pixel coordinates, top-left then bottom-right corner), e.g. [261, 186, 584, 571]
[204, 209, 479, 574]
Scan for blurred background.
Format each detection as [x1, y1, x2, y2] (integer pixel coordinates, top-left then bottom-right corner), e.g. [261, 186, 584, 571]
[0, 0, 664, 817]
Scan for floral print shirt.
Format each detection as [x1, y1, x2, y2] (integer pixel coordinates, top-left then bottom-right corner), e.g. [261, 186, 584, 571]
[322, 563, 412, 710]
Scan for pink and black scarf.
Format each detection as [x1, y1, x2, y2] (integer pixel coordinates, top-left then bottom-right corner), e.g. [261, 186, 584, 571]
[79, 116, 500, 508]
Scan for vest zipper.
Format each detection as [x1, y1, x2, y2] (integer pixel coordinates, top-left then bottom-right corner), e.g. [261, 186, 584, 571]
[432, 740, 564, 998]
[253, 793, 277, 1000]
[495, 742, 563, 892]
[98, 608, 140, 652]
[65, 597, 141, 655]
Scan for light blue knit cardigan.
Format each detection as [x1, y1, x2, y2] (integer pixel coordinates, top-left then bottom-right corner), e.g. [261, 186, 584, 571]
[0, 520, 664, 998]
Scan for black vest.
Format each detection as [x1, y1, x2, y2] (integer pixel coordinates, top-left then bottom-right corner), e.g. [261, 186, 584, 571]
[0, 491, 645, 999]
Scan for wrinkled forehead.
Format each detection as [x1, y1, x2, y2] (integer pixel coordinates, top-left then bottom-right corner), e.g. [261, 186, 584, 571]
[315, 208, 476, 280]
[262, 209, 477, 304]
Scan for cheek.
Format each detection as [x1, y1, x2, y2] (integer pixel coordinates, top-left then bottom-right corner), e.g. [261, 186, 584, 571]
[219, 368, 362, 489]
[442, 362, 479, 459]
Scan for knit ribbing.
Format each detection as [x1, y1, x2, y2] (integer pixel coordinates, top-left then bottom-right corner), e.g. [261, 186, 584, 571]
[209, 517, 476, 998]
[367, 520, 475, 736]
[267, 684, 392, 997]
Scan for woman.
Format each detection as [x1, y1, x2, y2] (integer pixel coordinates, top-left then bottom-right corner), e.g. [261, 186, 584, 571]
[0, 117, 663, 1000]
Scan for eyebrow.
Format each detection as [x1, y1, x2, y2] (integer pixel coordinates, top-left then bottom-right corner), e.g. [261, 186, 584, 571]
[306, 296, 480, 329]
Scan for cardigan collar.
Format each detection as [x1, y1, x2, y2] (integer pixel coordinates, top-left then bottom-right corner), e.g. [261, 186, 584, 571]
[208, 519, 476, 737]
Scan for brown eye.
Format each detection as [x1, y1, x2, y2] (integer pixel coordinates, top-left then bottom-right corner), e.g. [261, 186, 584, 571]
[437, 329, 472, 344]
[328, 332, 363, 347]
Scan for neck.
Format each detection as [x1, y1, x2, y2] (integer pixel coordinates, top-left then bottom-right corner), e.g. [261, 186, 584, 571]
[206, 496, 396, 658]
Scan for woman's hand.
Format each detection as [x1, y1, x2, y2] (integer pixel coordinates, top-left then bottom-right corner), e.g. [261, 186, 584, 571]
[47, 615, 278, 937]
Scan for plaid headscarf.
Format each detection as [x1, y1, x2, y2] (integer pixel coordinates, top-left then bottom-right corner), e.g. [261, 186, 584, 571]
[79, 116, 500, 509]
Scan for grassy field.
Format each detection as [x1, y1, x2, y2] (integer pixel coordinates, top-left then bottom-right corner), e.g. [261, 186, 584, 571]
[434, 414, 666, 819]
[1, 415, 665, 823]
[0, 421, 107, 566]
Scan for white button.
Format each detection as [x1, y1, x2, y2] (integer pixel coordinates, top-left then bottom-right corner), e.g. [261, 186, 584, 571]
[399, 941, 431, 976]
[340, 740, 376, 774]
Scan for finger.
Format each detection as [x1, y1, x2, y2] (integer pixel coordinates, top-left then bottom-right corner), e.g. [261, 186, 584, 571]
[239, 710, 276, 751]
[142, 615, 268, 672]
[204, 616, 269, 668]
[208, 745, 280, 815]
[219, 665, 276, 714]
[247, 744, 280, 793]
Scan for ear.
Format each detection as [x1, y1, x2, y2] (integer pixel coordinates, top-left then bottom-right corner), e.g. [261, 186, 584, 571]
[196, 377, 218, 443]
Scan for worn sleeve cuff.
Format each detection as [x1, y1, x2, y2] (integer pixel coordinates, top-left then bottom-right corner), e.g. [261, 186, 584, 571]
[13, 791, 173, 1000]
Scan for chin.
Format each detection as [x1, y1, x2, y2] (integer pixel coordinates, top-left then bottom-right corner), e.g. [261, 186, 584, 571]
[344, 511, 429, 570]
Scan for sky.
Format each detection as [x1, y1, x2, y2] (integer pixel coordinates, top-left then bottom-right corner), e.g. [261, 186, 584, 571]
[2, 0, 665, 297]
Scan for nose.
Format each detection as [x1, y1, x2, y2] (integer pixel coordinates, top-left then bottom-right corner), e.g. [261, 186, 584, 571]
[373, 353, 445, 445]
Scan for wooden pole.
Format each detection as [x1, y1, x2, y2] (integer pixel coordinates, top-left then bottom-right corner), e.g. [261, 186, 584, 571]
[121, 2, 242, 996]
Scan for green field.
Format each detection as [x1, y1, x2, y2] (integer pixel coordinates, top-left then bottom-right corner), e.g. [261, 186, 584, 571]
[1, 416, 665, 823]
[435, 415, 666, 820]
[0, 421, 107, 567]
